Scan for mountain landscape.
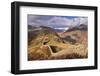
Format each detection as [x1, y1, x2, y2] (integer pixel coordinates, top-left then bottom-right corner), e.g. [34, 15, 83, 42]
[28, 24, 88, 61]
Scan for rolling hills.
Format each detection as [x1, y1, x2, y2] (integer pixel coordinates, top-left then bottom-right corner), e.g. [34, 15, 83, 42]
[28, 24, 88, 61]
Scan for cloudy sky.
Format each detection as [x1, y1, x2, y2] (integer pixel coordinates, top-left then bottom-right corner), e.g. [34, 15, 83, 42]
[28, 15, 88, 30]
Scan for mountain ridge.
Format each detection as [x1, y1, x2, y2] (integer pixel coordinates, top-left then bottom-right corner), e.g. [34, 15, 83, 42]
[28, 24, 88, 60]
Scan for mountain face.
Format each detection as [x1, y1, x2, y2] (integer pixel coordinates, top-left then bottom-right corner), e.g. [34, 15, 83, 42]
[28, 25, 64, 45]
[66, 24, 87, 32]
[59, 24, 88, 44]
[28, 25, 66, 60]
[28, 24, 88, 61]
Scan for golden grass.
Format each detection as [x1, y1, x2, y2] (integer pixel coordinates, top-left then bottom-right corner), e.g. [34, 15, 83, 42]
[28, 42, 88, 61]
[28, 30, 88, 61]
[49, 43, 88, 59]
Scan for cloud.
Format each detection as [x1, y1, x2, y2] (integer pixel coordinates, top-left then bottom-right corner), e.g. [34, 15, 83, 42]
[48, 17, 73, 26]
[80, 17, 88, 25]
[28, 15, 88, 28]
[47, 17, 88, 28]
[28, 15, 52, 26]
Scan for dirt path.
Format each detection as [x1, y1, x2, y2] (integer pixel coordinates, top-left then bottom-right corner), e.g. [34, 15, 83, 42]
[46, 45, 54, 55]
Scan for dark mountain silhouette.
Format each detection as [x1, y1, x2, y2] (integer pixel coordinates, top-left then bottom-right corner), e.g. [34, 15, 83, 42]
[55, 29, 64, 32]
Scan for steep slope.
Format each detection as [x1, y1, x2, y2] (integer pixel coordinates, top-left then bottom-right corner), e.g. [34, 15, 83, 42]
[28, 24, 88, 60]
[28, 25, 65, 60]
[59, 24, 88, 45]
[28, 26, 64, 45]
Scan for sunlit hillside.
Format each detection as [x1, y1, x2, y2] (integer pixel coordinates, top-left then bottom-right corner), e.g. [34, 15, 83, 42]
[28, 24, 88, 61]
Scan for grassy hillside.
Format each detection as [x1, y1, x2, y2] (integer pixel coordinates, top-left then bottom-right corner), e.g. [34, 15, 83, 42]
[28, 25, 88, 61]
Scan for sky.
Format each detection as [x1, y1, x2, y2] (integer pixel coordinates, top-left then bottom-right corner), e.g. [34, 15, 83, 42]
[28, 15, 88, 30]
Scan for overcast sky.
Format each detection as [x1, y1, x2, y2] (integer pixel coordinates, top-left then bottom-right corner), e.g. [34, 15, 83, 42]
[28, 15, 88, 29]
